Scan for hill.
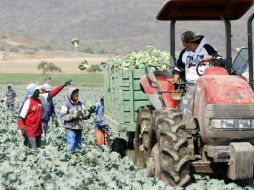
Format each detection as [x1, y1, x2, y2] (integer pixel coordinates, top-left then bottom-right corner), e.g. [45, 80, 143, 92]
[0, 0, 253, 56]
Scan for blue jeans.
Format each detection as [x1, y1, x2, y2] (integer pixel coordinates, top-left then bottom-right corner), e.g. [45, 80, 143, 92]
[7, 104, 14, 111]
[42, 121, 49, 137]
[66, 129, 82, 153]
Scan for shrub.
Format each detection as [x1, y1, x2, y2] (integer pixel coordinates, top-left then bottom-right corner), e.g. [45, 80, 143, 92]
[86, 65, 102, 72]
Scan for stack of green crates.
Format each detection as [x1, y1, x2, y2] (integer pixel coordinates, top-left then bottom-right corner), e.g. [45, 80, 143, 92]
[104, 67, 150, 132]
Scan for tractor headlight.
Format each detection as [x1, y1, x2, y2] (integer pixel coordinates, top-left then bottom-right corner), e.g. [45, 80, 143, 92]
[221, 120, 235, 128]
[211, 119, 254, 129]
[238, 119, 253, 128]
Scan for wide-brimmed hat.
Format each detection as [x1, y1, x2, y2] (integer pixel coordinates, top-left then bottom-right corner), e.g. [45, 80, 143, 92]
[181, 31, 203, 43]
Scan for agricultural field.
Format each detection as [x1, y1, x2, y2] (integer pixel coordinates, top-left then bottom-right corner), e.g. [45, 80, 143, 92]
[0, 85, 253, 190]
[0, 73, 104, 87]
[0, 50, 106, 87]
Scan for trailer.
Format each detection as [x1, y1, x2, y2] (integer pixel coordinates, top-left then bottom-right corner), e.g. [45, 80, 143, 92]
[104, 67, 151, 147]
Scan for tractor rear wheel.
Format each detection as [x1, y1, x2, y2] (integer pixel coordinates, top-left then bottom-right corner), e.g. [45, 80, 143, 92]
[152, 110, 191, 186]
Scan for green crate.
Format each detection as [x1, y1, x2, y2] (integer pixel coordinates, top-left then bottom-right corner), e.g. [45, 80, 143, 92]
[104, 68, 150, 132]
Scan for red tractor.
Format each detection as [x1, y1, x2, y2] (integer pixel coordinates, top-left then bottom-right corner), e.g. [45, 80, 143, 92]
[135, 0, 254, 186]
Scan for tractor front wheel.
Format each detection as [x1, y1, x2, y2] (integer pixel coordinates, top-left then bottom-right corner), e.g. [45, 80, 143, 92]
[149, 110, 191, 186]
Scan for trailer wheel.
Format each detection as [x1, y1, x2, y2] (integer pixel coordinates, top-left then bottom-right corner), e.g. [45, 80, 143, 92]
[155, 110, 191, 186]
[112, 138, 128, 158]
[134, 107, 152, 168]
[127, 132, 135, 150]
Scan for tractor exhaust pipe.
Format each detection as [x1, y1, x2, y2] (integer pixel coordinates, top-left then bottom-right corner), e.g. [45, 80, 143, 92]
[247, 13, 254, 90]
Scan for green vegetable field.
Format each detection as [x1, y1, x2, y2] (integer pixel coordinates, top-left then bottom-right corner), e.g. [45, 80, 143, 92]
[0, 85, 253, 189]
[0, 86, 171, 189]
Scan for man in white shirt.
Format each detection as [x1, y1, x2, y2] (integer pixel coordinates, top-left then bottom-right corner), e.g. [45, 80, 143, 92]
[171, 31, 224, 83]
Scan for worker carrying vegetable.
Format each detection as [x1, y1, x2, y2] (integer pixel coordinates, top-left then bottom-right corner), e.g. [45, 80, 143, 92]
[92, 97, 109, 145]
[60, 87, 94, 153]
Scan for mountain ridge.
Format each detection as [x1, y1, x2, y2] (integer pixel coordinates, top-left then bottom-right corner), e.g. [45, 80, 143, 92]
[0, 0, 253, 56]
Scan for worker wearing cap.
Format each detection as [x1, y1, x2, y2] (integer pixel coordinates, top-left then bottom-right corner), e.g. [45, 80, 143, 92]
[171, 31, 224, 83]
[170, 31, 225, 122]
[1, 84, 18, 111]
[40, 82, 70, 137]
[17, 80, 71, 148]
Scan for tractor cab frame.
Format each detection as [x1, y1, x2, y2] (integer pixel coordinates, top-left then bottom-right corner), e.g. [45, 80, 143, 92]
[156, 0, 254, 90]
[134, 0, 254, 187]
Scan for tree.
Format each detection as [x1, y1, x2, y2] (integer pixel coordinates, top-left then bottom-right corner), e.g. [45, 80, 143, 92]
[37, 61, 62, 80]
[46, 62, 62, 74]
[71, 37, 80, 57]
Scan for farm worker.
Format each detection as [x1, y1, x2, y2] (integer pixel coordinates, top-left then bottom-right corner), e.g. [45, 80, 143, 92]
[170, 31, 224, 84]
[60, 87, 92, 153]
[169, 31, 224, 121]
[17, 83, 42, 148]
[1, 84, 19, 111]
[93, 97, 109, 145]
[17, 80, 71, 149]
[40, 80, 72, 137]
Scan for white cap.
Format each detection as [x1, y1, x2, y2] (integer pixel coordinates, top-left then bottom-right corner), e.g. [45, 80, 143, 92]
[41, 83, 51, 91]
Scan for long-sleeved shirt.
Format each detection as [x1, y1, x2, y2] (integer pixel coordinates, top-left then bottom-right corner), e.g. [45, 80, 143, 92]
[40, 85, 63, 122]
[4, 89, 17, 105]
[17, 85, 64, 137]
[93, 101, 106, 129]
[60, 87, 86, 130]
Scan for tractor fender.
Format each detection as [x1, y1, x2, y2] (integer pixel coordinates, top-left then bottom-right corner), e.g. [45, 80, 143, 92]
[203, 66, 228, 75]
[140, 75, 178, 109]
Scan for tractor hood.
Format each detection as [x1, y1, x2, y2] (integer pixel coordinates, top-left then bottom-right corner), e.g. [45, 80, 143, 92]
[195, 75, 254, 105]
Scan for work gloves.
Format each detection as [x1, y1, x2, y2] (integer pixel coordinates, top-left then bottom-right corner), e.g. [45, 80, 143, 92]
[76, 111, 83, 118]
[62, 79, 72, 88]
[84, 106, 96, 119]
[87, 106, 96, 115]
[72, 110, 84, 119]
[96, 118, 102, 123]
[52, 116, 59, 127]
[71, 107, 96, 120]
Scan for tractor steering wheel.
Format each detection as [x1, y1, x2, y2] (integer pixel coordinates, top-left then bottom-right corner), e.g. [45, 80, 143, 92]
[196, 60, 209, 76]
[196, 58, 224, 76]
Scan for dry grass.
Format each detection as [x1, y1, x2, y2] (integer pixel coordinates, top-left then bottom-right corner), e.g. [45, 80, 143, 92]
[0, 50, 110, 74]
